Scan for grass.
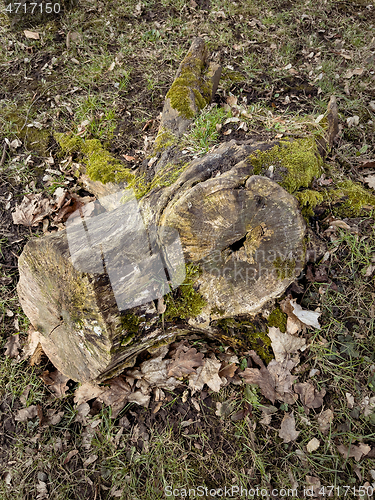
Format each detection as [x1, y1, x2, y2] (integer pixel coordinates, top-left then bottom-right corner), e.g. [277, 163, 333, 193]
[1, 0, 375, 497]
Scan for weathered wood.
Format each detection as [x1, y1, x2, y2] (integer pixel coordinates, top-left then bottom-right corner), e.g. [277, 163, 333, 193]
[17, 38, 323, 382]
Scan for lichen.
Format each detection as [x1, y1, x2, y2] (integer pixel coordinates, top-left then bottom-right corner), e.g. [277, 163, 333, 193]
[249, 137, 323, 194]
[166, 53, 212, 120]
[267, 307, 287, 333]
[273, 256, 296, 280]
[54, 132, 135, 185]
[164, 263, 207, 320]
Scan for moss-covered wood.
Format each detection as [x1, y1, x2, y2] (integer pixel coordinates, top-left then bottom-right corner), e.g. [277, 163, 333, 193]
[18, 37, 334, 383]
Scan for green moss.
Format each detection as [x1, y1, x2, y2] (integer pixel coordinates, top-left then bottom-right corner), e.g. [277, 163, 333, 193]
[54, 132, 135, 185]
[267, 307, 287, 333]
[120, 312, 141, 334]
[249, 137, 323, 194]
[328, 179, 375, 217]
[295, 189, 325, 218]
[154, 127, 178, 153]
[166, 53, 212, 120]
[273, 256, 296, 280]
[217, 318, 273, 363]
[248, 329, 274, 364]
[130, 161, 189, 200]
[164, 263, 207, 320]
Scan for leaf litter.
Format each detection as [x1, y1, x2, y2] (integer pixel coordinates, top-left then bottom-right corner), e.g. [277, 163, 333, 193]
[21, 297, 327, 445]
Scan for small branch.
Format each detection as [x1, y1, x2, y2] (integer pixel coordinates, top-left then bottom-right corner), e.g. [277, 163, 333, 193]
[0, 141, 8, 168]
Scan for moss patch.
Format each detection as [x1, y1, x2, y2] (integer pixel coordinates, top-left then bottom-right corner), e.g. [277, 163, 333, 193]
[295, 189, 325, 217]
[164, 264, 207, 320]
[328, 179, 375, 217]
[217, 318, 273, 364]
[267, 307, 287, 333]
[154, 127, 178, 153]
[249, 137, 323, 194]
[166, 53, 212, 120]
[55, 132, 134, 185]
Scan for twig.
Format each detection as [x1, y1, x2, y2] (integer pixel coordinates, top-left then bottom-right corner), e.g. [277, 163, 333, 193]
[0, 141, 8, 168]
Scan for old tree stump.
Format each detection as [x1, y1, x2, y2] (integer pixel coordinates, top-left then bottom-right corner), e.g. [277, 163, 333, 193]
[17, 38, 329, 382]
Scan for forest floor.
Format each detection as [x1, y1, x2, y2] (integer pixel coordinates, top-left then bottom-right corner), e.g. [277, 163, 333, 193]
[0, 0, 375, 498]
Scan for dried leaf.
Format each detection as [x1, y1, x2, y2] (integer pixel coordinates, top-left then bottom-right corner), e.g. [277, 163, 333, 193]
[241, 366, 277, 403]
[189, 357, 223, 394]
[4, 334, 20, 358]
[98, 377, 131, 417]
[63, 449, 79, 465]
[24, 30, 40, 39]
[347, 115, 359, 128]
[167, 347, 204, 378]
[74, 382, 106, 405]
[279, 413, 300, 443]
[364, 264, 375, 277]
[140, 353, 179, 390]
[291, 299, 321, 329]
[83, 454, 98, 467]
[218, 363, 238, 379]
[316, 409, 334, 433]
[268, 326, 306, 362]
[337, 443, 371, 461]
[306, 437, 320, 452]
[127, 390, 151, 407]
[42, 370, 70, 397]
[364, 175, 375, 190]
[294, 382, 326, 409]
[15, 405, 38, 422]
[12, 193, 53, 227]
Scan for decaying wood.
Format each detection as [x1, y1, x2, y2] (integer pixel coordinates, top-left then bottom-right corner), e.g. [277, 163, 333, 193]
[17, 38, 323, 383]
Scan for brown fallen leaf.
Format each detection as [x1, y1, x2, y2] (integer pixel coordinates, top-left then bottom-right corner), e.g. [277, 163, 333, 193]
[306, 437, 320, 453]
[218, 362, 238, 379]
[326, 95, 339, 149]
[73, 382, 106, 405]
[41, 370, 70, 398]
[305, 476, 322, 497]
[358, 160, 375, 169]
[24, 30, 40, 39]
[189, 356, 223, 394]
[4, 334, 20, 358]
[280, 297, 304, 334]
[139, 347, 179, 390]
[268, 327, 306, 363]
[294, 382, 326, 410]
[63, 449, 79, 465]
[167, 347, 204, 378]
[98, 376, 131, 417]
[241, 365, 277, 403]
[12, 193, 53, 227]
[15, 405, 38, 422]
[279, 413, 300, 443]
[127, 390, 151, 407]
[364, 175, 375, 190]
[337, 443, 371, 461]
[316, 408, 334, 434]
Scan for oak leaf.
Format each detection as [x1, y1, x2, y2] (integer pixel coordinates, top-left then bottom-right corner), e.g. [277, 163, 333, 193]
[167, 347, 204, 377]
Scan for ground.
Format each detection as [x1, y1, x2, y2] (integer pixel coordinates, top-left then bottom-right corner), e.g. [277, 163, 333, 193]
[0, 0, 375, 498]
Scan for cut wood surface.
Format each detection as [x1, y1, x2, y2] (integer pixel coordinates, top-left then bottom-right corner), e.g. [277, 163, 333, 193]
[17, 38, 324, 382]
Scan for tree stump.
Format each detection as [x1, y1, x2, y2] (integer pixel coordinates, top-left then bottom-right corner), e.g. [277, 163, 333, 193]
[17, 38, 325, 382]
